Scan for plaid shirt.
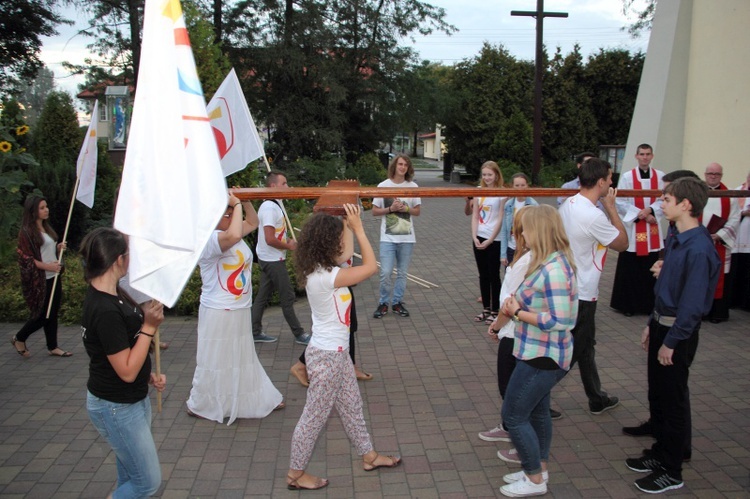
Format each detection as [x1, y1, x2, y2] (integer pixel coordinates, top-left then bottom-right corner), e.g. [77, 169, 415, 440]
[512, 251, 577, 370]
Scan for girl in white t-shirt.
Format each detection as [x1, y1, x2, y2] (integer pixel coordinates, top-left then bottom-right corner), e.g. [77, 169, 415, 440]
[287, 204, 402, 491]
[480, 207, 531, 445]
[471, 161, 506, 324]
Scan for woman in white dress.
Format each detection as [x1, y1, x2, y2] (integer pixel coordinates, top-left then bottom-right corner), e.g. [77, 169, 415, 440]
[186, 192, 283, 424]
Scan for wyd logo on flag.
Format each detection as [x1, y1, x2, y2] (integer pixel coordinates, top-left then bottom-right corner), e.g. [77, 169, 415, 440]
[208, 99, 235, 160]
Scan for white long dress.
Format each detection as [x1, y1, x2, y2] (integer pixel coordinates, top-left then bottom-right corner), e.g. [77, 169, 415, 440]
[186, 231, 282, 425]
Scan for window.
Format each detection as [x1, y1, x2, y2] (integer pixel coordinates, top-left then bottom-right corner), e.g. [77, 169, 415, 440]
[99, 102, 108, 122]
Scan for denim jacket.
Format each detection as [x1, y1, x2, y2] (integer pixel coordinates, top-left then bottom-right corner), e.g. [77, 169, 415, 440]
[500, 197, 539, 260]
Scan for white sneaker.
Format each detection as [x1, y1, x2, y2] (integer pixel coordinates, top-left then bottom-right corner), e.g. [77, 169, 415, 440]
[503, 470, 549, 484]
[499, 473, 547, 497]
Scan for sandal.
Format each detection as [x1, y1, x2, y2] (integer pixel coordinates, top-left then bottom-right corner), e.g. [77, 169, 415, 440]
[474, 310, 491, 323]
[10, 336, 30, 358]
[286, 472, 329, 490]
[485, 313, 498, 325]
[48, 349, 73, 357]
[363, 452, 402, 472]
[274, 401, 286, 411]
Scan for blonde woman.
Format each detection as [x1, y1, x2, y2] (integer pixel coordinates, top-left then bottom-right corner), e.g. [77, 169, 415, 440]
[497, 205, 577, 497]
[471, 161, 506, 324]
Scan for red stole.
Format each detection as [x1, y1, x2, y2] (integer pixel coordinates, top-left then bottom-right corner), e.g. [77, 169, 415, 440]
[701, 183, 731, 298]
[632, 169, 660, 256]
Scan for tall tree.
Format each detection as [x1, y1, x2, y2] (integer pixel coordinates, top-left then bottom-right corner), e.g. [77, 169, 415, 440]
[585, 48, 644, 145]
[0, 0, 68, 93]
[16, 65, 56, 126]
[68, 0, 142, 87]
[542, 45, 598, 164]
[28, 91, 89, 245]
[622, 0, 656, 37]
[230, 0, 453, 164]
[444, 43, 533, 176]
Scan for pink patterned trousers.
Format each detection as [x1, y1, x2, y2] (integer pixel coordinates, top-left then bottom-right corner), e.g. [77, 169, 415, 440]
[289, 345, 373, 470]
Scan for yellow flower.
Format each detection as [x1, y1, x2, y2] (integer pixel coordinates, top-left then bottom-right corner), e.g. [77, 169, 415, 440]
[0, 141, 12, 153]
[15, 125, 30, 136]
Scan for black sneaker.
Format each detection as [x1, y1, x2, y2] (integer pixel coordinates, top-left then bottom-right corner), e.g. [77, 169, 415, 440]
[623, 420, 653, 437]
[549, 408, 563, 420]
[373, 303, 389, 319]
[642, 447, 692, 463]
[392, 302, 410, 317]
[634, 471, 683, 494]
[625, 455, 665, 473]
[590, 396, 619, 415]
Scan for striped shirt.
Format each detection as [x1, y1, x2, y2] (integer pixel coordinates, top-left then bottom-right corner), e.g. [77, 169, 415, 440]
[512, 251, 578, 370]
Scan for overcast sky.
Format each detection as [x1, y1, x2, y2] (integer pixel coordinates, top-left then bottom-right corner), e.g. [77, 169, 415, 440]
[39, 0, 650, 100]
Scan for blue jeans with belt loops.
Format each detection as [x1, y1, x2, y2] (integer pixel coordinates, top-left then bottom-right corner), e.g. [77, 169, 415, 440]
[87, 392, 161, 498]
[501, 361, 567, 475]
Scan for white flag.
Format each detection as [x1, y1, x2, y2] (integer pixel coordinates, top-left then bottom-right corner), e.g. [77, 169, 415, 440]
[207, 68, 265, 176]
[114, 0, 227, 308]
[76, 100, 99, 208]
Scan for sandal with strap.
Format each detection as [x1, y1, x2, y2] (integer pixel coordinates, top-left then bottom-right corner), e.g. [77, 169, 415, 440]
[363, 452, 402, 471]
[485, 313, 498, 325]
[10, 336, 30, 358]
[286, 472, 329, 490]
[474, 310, 491, 323]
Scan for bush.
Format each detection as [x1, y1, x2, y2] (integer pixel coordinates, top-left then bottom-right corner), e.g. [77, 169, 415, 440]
[344, 152, 387, 186]
[0, 250, 87, 325]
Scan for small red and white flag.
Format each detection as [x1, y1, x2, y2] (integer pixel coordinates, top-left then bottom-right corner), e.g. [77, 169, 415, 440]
[207, 68, 265, 176]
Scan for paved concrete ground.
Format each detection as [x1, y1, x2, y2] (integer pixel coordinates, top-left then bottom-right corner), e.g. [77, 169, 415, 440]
[1, 169, 749, 498]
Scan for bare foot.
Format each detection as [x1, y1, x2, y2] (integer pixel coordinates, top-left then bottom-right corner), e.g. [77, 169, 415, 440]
[290, 361, 309, 387]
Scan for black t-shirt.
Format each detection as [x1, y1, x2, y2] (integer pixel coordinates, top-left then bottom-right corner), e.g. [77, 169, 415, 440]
[81, 286, 151, 403]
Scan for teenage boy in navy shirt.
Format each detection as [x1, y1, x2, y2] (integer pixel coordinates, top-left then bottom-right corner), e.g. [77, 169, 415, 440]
[625, 177, 720, 494]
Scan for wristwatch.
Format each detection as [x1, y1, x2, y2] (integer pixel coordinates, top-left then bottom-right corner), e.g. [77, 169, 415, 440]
[513, 308, 522, 321]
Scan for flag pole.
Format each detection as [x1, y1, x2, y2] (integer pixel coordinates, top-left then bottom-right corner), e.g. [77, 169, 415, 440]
[46, 175, 81, 318]
[154, 327, 162, 412]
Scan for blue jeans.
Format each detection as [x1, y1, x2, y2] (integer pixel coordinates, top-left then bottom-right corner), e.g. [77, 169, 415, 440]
[378, 241, 414, 305]
[501, 361, 567, 474]
[87, 392, 161, 498]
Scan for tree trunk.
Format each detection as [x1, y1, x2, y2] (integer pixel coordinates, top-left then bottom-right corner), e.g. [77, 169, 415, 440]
[127, 0, 142, 88]
[213, 0, 223, 47]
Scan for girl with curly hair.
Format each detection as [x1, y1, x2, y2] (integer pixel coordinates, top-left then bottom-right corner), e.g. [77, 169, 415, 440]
[287, 204, 402, 491]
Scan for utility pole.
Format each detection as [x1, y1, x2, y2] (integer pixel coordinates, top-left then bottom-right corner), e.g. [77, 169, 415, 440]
[511, 0, 567, 185]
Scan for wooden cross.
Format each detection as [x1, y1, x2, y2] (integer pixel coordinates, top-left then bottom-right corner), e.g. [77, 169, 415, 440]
[511, 0, 568, 185]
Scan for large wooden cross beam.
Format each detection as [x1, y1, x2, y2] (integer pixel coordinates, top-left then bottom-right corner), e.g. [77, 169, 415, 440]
[232, 186, 746, 201]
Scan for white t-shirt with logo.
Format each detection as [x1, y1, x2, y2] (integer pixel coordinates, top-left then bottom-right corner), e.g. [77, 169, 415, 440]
[559, 193, 619, 301]
[476, 195, 505, 241]
[199, 231, 253, 310]
[256, 200, 286, 261]
[306, 266, 353, 351]
[373, 178, 421, 244]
